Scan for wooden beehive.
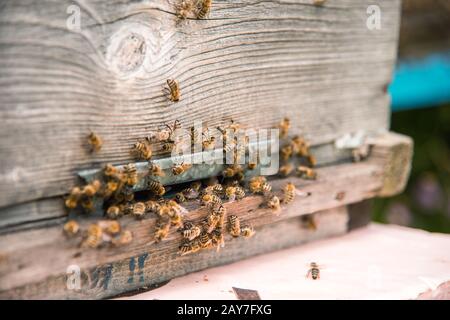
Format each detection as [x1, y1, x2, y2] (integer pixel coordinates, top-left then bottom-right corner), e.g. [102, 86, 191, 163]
[0, 0, 412, 299]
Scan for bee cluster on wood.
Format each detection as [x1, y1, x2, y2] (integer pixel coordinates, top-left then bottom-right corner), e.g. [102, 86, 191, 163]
[65, 115, 317, 254]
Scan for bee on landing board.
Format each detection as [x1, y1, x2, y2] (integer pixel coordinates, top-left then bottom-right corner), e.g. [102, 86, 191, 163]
[166, 79, 180, 102]
[297, 166, 317, 180]
[148, 162, 165, 177]
[228, 214, 241, 238]
[240, 225, 255, 238]
[123, 163, 138, 187]
[147, 180, 166, 197]
[172, 163, 192, 176]
[306, 262, 321, 280]
[65, 187, 82, 209]
[113, 230, 133, 246]
[278, 117, 290, 139]
[283, 182, 296, 204]
[81, 224, 103, 248]
[131, 140, 152, 161]
[63, 220, 80, 236]
[132, 202, 146, 219]
[266, 194, 281, 214]
[87, 131, 102, 153]
[279, 163, 294, 177]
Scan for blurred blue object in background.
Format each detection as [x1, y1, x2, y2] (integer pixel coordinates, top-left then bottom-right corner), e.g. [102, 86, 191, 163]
[389, 52, 450, 111]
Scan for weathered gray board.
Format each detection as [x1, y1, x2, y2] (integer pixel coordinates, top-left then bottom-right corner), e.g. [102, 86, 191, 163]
[0, 0, 401, 213]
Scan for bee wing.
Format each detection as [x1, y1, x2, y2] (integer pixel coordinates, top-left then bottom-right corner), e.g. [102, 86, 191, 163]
[296, 190, 310, 197]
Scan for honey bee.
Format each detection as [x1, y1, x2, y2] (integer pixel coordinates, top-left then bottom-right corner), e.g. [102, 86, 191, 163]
[132, 202, 146, 219]
[297, 166, 317, 180]
[182, 187, 200, 200]
[144, 200, 161, 213]
[81, 224, 103, 248]
[80, 198, 95, 212]
[179, 239, 201, 255]
[121, 203, 135, 215]
[240, 225, 255, 238]
[248, 162, 257, 170]
[182, 223, 202, 241]
[222, 166, 236, 178]
[101, 181, 118, 198]
[197, 232, 210, 248]
[147, 180, 166, 196]
[82, 180, 102, 197]
[228, 215, 241, 237]
[278, 163, 294, 177]
[278, 118, 290, 139]
[266, 194, 281, 214]
[313, 0, 325, 6]
[148, 162, 165, 177]
[63, 220, 80, 236]
[291, 136, 309, 156]
[248, 176, 267, 194]
[204, 183, 224, 196]
[65, 187, 82, 209]
[166, 79, 180, 102]
[280, 144, 293, 161]
[131, 140, 152, 160]
[154, 217, 171, 242]
[201, 193, 222, 207]
[191, 180, 202, 191]
[306, 154, 317, 167]
[196, 0, 212, 19]
[113, 230, 133, 246]
[87, 131, 102, 152]
[102, 220, 121, 235]
[283, 182, 296, 204]
[261, 182, 272, 195]
[106, 205, 122, 219]
[306, 262, 321, 280]
[123, 163, 138, 186]
[224, 186, 245, 201]
[176, 0, 195, 19]
[210, 227, 225, 251]
[302, 215, 317, 231]
[172, 162, 192, 176]
[103, 164, 121, 180]
[174, 192, 187, 203]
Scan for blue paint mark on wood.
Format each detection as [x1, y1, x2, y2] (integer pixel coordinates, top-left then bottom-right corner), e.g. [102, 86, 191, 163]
[138, 253, 149, 283]
[89, 264, 113, 290]
[127, 253, 149, 284]
[128, 257, 136, 284]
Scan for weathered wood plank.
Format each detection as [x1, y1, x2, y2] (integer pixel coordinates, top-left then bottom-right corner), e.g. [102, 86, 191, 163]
[123, 223, 450, 300]
[0, 131, 413, 297]
[0, 207, 349, 299]
[0, 0, 401, 208]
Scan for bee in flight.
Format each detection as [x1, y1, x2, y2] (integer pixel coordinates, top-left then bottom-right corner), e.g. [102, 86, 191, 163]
[306, 262, 321, 280]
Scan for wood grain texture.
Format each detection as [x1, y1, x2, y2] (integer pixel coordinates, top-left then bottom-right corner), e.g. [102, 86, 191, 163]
[0, 207, 349, 299]
[0, 0, 401, 208]
[0, 132, 413, 298]
[123, 223, 450, 300]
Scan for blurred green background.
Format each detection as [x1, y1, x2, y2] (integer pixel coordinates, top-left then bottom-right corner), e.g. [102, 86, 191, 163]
[373, 104, 450, 233]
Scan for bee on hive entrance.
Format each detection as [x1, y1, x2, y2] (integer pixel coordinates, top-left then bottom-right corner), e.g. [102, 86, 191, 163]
[87, 131, 102, 153]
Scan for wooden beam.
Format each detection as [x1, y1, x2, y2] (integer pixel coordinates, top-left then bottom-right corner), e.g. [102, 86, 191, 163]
[121, 223, 450, 300]
[0, 132, 413, 298]
[0, 0, 401, 208]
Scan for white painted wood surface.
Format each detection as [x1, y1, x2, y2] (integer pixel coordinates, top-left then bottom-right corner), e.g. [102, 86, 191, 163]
[122, 224, 450, 300]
